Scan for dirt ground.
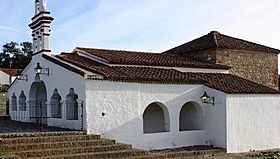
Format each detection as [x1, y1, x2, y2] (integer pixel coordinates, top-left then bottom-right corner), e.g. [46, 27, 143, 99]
[184, 150, 280, 159]
[153, 146, 280, 159]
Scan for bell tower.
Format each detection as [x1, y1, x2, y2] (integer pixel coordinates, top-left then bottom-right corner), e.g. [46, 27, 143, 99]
[29, 0, 54, 56]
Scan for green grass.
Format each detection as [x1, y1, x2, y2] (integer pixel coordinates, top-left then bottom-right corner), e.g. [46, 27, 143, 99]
[0, 151, 18, 159]
[0, 151, 8, 157]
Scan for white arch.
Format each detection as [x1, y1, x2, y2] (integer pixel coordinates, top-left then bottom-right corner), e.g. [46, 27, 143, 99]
[143, 102, 170, 133]
[29, 74, 47, 124]
[179, 101, 204, 131]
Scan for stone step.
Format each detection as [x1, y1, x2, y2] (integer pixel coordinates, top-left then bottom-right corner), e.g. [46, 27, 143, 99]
[14, 144, 132, 158]
[0, 131, 86, 139]
[0, 139, 116, 152]
[132, 154, 167, 159]
[30, 149, 149, 159]
[0, 134, 100, 145]
[0, 156, 20, 159]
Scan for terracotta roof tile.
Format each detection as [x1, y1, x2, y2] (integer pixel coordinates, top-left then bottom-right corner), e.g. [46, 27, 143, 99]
[193, 73, 279, 94]
[42, 54, 85, 76]
[43, 53, 279, 94]
[0, 68, 22, 76]
[164, 31, 280, 54]
[76, 47, 230, 69]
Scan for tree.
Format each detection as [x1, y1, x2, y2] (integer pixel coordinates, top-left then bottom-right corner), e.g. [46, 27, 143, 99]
[0, 41, 33, 69]
[2, 42, 22, 56]
[21, 42, 33, 58]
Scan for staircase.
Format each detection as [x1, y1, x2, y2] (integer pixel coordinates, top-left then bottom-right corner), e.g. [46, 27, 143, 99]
[0, 131, 165, 159]
[0, 131, 226, 159]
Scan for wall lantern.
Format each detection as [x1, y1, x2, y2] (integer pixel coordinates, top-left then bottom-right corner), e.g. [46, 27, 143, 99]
[34, 62, 49, 76]
[17, 74, 28, 81]
[200, 91, 215, 105]
[16, 69, 28, 81]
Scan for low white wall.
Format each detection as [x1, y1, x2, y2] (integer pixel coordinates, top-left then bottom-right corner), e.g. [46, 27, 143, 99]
[227, 94, 280, 153]
[85, 81, 227, 150]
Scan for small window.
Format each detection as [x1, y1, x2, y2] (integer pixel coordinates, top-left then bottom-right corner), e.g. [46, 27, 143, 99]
[66, 88, 79, 120]
[50, 89, 62, 118]
[18, 91, 26, 111]
[11, 93, 17, 111]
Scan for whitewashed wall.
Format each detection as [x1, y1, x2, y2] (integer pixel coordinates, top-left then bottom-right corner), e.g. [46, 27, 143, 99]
[203, 87, 227, 148]
[8, 54, 86, 130]
[227, 94, 280, 153]
[0, 71, 10, 85]
[85, 80, 227, 150]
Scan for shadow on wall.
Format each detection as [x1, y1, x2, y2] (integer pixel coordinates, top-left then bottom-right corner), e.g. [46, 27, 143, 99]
[103, 116, 205, 150]
[100, 101, 205, 150]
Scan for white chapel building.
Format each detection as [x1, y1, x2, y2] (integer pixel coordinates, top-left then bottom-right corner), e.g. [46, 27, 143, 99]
[8, 0, 280, 153]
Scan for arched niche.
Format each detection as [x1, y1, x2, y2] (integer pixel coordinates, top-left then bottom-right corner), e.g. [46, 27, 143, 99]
[179, 101, 204, 131]
[11, 92, 17, 111]
[50, 89, 62, 118]
[66, 88, 79, 120]
[143, 102, 170, 133]
[19, 90, 26, 111]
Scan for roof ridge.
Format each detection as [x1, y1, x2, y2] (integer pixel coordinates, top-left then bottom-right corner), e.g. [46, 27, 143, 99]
[219, 33, 280, 52]
[76, 47, 158, 54]
[163, 31, 280, 54]
[211, 31, 219, 47]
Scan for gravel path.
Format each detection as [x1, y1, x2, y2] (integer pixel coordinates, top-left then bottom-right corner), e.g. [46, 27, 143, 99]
[0, 119, 73, 134]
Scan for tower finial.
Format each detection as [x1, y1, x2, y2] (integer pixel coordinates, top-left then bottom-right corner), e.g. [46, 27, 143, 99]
[30, 0, 54, 56]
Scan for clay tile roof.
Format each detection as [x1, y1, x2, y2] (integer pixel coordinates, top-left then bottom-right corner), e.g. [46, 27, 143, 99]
[43, 53, 279, 94]
[0, 68, 22, 76]
[76, 47, 230, 70]
[164, 31, 280, 54]
[42, 54, 85, 76]
[191, 73, 279, 94]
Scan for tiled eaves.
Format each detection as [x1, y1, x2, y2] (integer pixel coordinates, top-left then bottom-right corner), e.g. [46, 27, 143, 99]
[42, 54, 85, 77]
[55, 54, 109, 78]
[195, 73, 280, 94]
[0, 68, 22, 76]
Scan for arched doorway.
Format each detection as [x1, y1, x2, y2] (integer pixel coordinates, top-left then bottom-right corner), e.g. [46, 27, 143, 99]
[179, 101, 204, 131]
[29, 74, 47, 124]
[143, 102, 170, 133]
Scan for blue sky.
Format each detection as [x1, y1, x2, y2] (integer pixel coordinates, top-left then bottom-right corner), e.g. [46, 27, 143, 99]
[0, 0, 280, 54]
